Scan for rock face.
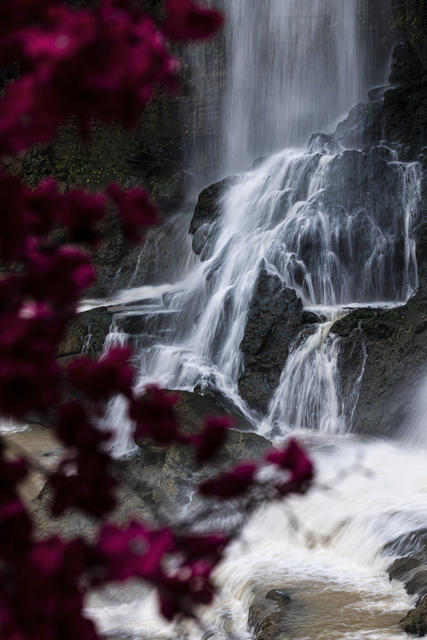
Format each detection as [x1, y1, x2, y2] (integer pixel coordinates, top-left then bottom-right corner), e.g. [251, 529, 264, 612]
[384, 529, 427, 636]
[32, 389, 270, 538]
[248, 590, 292, 640]
[332, 298, 427, 436]
[336, 41, 427, 160]
[401, 597, 427, 637]
[238, 265, 318, 413]
[188, 176, 235, 260]
[184, 42, 427, 420]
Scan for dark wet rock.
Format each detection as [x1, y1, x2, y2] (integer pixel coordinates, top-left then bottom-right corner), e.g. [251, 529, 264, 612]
[59, 306, 113, 362]
[406, 571, 427, 597]
[390, 41, 426, 86]
[248, 599, 282, 640]
[266, 590, 292, 604]
[248, 590, 292, 640]
[90, 211, 194, 298]
[382, 529, 427, 634]
[332, 298, 427, 436]
[401, 596, 427, 637]
[336, 42, 427, 159]
[238, 264, 318, 414]
[389, 556, 423, 582]
[307, 132, 340, 155]
[385, 529, 427, 597]
[32, 390, 270, 537]
[385, 528, 427, 562]
[189, 176, 236, 260]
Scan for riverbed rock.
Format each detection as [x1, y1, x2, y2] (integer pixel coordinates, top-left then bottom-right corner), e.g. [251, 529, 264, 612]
[401, 596, 427, 637]
[248, 590, 292, 640]
[30, 389, 270, 538]
[385, 529, 427, 589]
[238, 264, 319, 414]
[382, 528, 427, 635]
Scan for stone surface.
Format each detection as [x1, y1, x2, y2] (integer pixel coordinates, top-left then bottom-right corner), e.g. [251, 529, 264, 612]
[248, 590, 292, 640]
[384, 527, 427, 633]
[336, 42, 427, 160]
[189, 176, 235, 260]
[332, 298, 427, 437]
[238, 264, 318, 413]
[59, 306, 113, 361]
[30, 390, 270, 538]
[401, 596, 427, 637]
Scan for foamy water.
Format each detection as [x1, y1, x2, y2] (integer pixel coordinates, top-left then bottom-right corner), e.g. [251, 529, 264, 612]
[88, 436, 427, 639]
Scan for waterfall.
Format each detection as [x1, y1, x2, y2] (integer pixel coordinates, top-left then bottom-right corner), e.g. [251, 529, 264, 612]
[223, 0, 363, 173]
[185, 0, 391, 184]
[265, 316, 345, 436]
[101, 1, 422, 443]
[124, 148, 421, 437]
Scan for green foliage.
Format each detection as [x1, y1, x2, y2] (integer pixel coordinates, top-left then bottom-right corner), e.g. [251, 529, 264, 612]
[21, 122, 133, 190]
[391, 0, 427, 45]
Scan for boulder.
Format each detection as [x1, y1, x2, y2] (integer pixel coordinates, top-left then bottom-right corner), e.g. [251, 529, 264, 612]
[336, 42, 427, 160]
[401, 596, 427, 637]
[59, 306, 113, 362]
[31, 390, 271, 537]
[248, 599, 281, 640]
[248, 590, 292, 640]
[332, 298, 427, 436]
[238, 264, 318, 413]
[389, 41, 426, 87]
[189, 176, 236, 260]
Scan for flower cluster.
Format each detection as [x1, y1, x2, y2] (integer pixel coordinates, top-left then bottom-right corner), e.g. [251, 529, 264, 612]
[0, 0, 223, 154]
[0, 0, 314, 637]
[199, 438, 314, 500]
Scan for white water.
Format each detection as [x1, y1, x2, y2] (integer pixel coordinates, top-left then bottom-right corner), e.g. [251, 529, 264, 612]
[223, 0, 363, 173]
[89, 437, 427, 640]
[101, 149, 421, 452]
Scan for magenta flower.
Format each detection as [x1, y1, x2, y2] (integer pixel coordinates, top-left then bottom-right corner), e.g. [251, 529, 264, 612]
[199, 462, 258, 499]
[163, 0, 224, 41]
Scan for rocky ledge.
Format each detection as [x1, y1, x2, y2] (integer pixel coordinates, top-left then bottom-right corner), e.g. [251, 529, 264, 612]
[331, 294, 427, 437]
[26, 390, 269, 540]
[384, 529, 427, 636]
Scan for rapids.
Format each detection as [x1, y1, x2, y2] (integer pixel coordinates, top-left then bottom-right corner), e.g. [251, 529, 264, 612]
[89, 437, 427, 640]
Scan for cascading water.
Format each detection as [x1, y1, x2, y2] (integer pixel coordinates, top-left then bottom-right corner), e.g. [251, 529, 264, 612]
[90, 438, 427, 640]
[117, 147, 421, 440]
[223, 0, 364, 173]
[86, 2, 427, 638]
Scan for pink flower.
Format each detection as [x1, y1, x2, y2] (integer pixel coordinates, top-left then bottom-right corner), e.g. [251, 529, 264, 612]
[107, 183, 158, 242]
[163, 0, 224, 41]
[50, 451, 117, 517]
[96, 522, 175, 583]
[55, 402, 111, 450]
[24, 245, 95, 307]
[191, 416, 231, 462]
[0, 311, 63, 417]
[0, 172, 31, 263]
[130, 386, 180, 445]
[199, 462, 258, 499]
[266, 439, 314, 494]
[59, 189, 106, 244]
[0, 499, 33, 559]
[67, 347, 134, 402]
